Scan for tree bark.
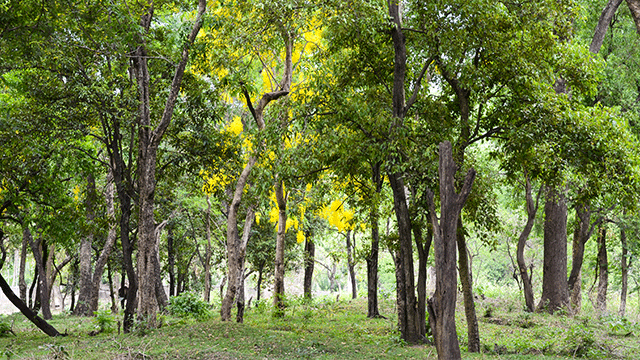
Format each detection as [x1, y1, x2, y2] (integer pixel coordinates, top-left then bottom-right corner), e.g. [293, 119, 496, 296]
[619, 225, 628, 317]
[413, 218, 432, 338]
[303, 237, 315, 300]
[273, 180, 287, 316]
[536, 186, 569, 313]
[596, 225, 608, 314]
[426, 141, 476, 360]
[74, 174, 97, 316]
[457, 218, 479, 353]
[235, 208, 255, 323]
[568, 202, 598, 313]
[345, 230, 357, 299]
[591, 0, 624, 53]
[204, 196, 212, 302]
[26, 228, 52, 320]
[626, 0, 640, 34]
[366, 161, 383, 318]
[168, 225, 176, 298]
[19, 226, 28, 303]
[517, 175, 541, 312]
[133, 0, 206, 329]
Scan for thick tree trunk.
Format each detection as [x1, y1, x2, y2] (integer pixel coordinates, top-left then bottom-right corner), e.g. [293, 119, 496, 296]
[74, 174, 96, 316]
[517, 176, 541, 312]
[596, 225, 608, 314]
[273, 181, 287, 316]
[426, 141, 476, 360]
[366, 162, 382, 318]
[457, 218, 479, 353]
[303, 237, 315, 300]
[619, 226, 628, 317]
[537, 186, 569, 313]
[591, 0, 624, 53]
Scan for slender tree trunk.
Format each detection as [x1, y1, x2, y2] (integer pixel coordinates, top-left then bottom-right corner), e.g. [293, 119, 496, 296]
[167, 226, 175, 298]
[26, 229, 52, 320]
[537, 186, 569, 313]
[303, 237, 315, 300]
[625, 0, 640, 33]
[133, 0, 206, 329]
[426, 141, 476, 360]
[367, 162, 382, 318]
[273, 181, 287, 316]
[568, 202, 597, 313]
[596, 225, 608, 314]
[235, 208, 254, 323]
[517, 175, 541, 312]
[345, 230, 357, 299]
[204, 196, 212, 302]
[256, 266, 263, 301]
[619, 225, 628, 317]
[457, 218, 479, 353]
[107, 262, 118, 314]
[413, 220, 432, 338]
[19, 226, 28, 303]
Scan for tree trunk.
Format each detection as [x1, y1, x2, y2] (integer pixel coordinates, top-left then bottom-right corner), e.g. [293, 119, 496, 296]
[168, 225, 176, 298]
[345, 230, 357, 299]
[426, 141, 476, 360]
[74, 174, 97, 316]
[0, 273, 62, 336]
[591, 0, 624, 53]
[625, 0, 640, 33]
[19, 226, 28, 303]
[596, 225, 608, 314]
[236, 268, 246, 323]
[367, 162, 383, 318]
[273, 180, 287, 316]
[256, 266, 263, 301]
[457, 218, 479, 353]
[536, 186, 569, 313]
[303, 237, 315, 300]
[517, 175, 541, 312]
[204, 196, 212, 302]
[413, 219, 432, 338]
[133, 0, 206, 329]
[568, 202, 597, 313]
[235, 208, 254, 323]
[619, 225, 628, 317]
[26, 228, 52, 320]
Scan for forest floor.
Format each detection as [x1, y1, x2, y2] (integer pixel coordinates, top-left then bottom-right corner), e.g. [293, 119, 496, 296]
[0, 293, 639, 359]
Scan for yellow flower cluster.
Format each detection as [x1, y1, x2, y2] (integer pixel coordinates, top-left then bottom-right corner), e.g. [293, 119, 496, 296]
[319, 199, 354, 232]
[200, 169, 232, 195]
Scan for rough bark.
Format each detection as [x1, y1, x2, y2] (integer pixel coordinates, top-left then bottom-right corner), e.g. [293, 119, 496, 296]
[619, 225, 628, 317]
[273, 181, 287, 316]
[167, 225, 176, 298]
[626, 0, 640, 33]
[74, 174, 96, 316]
[426, 141, 476, 360]
[303, 237, 315, 300]
[596, 225, 608, 314]
[413, 219, 432, 338]
[457, 218, 479, 353]
[517, 176, 542, 312]
[235, 208, 255, 323]
[591, 0, 624, 53]
[133, 0, 206, 328]
[536, 186, 569, 313]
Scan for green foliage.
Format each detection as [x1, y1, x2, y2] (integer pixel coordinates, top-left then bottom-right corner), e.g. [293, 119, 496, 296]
[168, 292, 213, 320]
[92, 310, 115, 334]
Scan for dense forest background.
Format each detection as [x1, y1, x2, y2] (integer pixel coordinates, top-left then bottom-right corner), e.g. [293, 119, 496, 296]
[2, 0, 640, 358]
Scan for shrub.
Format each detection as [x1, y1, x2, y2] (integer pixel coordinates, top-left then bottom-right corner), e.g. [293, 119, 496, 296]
[168, 292, 212, 320]
[92, 310, 115, 334]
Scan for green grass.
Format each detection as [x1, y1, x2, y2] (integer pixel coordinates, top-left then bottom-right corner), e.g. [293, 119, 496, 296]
[0, 293, 639, 359]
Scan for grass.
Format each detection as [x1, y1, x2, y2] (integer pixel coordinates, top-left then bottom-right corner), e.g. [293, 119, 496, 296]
[0, 292, 639, 359]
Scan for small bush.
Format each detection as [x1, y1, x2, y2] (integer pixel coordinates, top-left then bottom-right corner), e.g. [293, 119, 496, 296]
[92, 310, 115, 334]
[561, 324, 609, 358]
[0, 317, 14, 337]
[168, 292, 212, 320]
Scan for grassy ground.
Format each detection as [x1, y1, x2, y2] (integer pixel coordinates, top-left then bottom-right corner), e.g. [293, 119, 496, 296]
[0, 293, 639, 359]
